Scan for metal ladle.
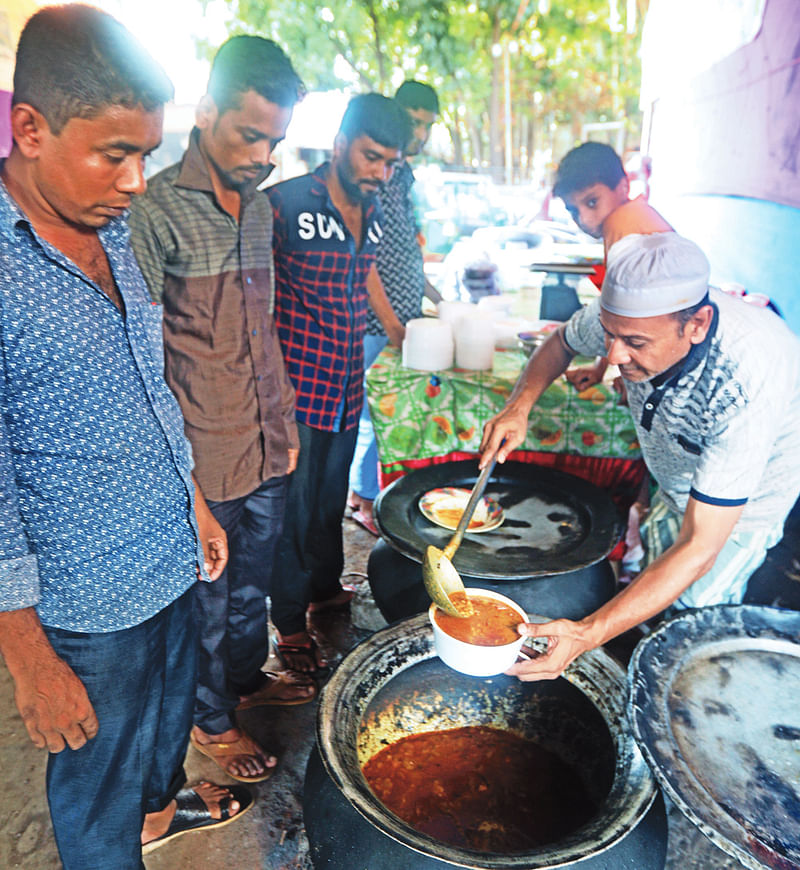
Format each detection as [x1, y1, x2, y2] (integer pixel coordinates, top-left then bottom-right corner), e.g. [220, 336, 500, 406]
[422, 454, 498, 617]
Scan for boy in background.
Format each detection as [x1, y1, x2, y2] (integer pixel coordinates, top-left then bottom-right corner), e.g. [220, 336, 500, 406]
[553, 141, 672, 390]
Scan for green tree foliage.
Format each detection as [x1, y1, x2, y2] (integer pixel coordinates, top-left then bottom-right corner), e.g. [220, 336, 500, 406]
[210, 0, 644, 179]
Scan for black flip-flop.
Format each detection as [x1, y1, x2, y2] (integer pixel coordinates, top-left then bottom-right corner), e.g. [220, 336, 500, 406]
[141, 784, 254, 855]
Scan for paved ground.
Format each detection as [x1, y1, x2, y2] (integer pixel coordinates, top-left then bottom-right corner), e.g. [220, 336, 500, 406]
[3, 502, 798, 869]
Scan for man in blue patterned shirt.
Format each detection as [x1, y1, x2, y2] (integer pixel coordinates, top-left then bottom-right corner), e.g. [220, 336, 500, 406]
[0, 7, 250, 868]
[348, 81, 442, 531]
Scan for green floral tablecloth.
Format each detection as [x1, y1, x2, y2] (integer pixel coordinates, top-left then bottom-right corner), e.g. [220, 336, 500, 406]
[366, 346, 642, 467]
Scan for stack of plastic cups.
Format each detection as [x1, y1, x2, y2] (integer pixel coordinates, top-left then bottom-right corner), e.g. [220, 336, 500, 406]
[453, 312, 495, 371]
[401, 318, 454, 371]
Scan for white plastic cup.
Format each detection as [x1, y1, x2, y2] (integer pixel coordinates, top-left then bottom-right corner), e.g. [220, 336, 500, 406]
[453, 313, 495, 370]
[429, 588, 527, 676]
[437, 300, 477, 324]
[401, 318, 454, 371]
[477, 294, 514, 319]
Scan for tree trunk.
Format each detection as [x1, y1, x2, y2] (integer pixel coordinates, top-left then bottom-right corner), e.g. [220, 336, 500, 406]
[514, 111, 525, 182]
[527, 114, 537, 182]
[469, 120, 483, 170]
[364, 0, 388, 90]
[489, 14, 503, 182]
[449, 123, 465, 169]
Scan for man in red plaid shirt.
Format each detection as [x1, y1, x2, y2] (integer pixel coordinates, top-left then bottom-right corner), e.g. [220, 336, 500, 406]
[267, 94, 411, 672]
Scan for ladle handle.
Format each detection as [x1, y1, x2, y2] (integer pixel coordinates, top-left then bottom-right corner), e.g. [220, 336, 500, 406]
[442, 455, 498, 560]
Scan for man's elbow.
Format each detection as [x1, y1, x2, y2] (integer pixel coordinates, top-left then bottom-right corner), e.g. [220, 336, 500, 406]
[683, 542, 723, 585]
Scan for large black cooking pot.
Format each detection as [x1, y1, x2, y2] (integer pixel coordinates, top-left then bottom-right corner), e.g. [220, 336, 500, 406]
[629, 605, 800, 870]
[304, 614, 667, 869]
[370, 460, 624, 623]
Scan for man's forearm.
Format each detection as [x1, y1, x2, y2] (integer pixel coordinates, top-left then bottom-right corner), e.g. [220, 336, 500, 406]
[0, 606, 59, 677]
[0, 606, 99, 751]
[581, 531, 723, 648]
[191, 473, 228, 581]
[192, 473, 210, 520]
[480, 326, 576, 465]
[511, 327, 576, 412]
[507, 530, 725, 682]
[424, 278, 442, 305]
[588, 498, 742, 646]
[366, 265, 405, 346]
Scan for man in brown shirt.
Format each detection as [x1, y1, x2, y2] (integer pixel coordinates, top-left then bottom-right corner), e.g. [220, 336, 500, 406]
[130, 36, 311, 784]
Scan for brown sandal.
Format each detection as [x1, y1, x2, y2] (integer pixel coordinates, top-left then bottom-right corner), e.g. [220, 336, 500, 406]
[236, 670, 317, 710]
[190, 730, 276, 783]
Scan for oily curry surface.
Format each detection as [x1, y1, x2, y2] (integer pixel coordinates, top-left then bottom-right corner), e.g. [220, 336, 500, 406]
[436, 593, 522, 645]
[362, 725, 598, 853]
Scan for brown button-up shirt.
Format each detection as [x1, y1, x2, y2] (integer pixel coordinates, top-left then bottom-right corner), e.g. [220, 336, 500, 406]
[129, 130, 298, 502]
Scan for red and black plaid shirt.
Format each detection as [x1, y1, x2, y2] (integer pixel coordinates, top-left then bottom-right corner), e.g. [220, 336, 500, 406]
[269, 163, 384, 432]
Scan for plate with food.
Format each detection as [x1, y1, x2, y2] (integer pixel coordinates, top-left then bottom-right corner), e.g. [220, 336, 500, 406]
[418, 486, 504, 533]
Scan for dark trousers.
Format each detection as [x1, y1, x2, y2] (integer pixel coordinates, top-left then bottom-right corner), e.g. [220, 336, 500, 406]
[194, 475, 288, 734]
[44, 590, 195, 870]
[270, 421, 358, 637]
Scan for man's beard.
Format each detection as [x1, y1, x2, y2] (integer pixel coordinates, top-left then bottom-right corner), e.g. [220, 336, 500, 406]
[218, 166, 254, 192]
[206, 150, 256, 192]
[336, 161, 379, 203]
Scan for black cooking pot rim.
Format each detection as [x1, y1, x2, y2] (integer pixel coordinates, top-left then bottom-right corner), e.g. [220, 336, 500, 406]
[374, 460, 624, 579]
[317, 614, 656, 869]
[629, 604, 800, 870]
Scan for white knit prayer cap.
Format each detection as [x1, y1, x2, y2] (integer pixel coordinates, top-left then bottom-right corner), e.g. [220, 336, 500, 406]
[601, 232, 710, 318]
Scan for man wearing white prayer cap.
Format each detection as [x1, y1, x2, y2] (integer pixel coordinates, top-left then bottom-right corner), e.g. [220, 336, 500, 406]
[480, 231, 800, 681]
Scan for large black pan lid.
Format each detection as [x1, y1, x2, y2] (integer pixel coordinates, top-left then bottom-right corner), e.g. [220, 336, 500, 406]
[373, 460, 623, 579]
[629, 605, 800, 870]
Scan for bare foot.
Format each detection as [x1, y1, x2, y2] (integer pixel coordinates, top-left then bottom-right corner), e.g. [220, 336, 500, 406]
[356, 496, 374, 514]
[348, 492, 375, 513]
[190, 725, 277, 781]
[307, 585, 355, 615]
[141, 781, 242, 845]
[274, 630, 329, 673]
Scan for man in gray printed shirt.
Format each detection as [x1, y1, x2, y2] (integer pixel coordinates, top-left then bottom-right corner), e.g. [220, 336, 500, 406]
[480, 232, 800, 681]
[348, 81, 442, 530]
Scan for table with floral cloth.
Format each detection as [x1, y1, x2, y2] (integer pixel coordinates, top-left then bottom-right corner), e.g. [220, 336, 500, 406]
[366, 345, 646, 512]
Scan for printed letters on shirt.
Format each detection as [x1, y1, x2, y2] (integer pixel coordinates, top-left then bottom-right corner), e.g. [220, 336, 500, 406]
[296, 211, 383, 246]
[298, 211, 345, 241]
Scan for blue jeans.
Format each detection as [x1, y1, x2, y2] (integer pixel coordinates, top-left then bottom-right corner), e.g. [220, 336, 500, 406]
[195, 475, 288, 734]
[348, 334, 388, 502]
[270, 422, 358, 636]
[44, 590, 196, 870]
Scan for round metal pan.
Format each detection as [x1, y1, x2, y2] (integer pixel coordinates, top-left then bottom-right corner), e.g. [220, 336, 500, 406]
[374, 460, 623, 579]
[629, 605, 800, 870]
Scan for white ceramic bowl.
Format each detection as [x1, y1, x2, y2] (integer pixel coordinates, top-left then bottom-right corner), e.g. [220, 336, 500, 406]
[428, 588, 528, 677]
